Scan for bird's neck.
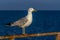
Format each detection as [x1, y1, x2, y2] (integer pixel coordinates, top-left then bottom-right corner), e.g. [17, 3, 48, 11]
[26, 11, 32, 19]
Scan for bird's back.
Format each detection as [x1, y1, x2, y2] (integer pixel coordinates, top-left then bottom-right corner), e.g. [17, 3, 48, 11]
[13, 17, 28, 27]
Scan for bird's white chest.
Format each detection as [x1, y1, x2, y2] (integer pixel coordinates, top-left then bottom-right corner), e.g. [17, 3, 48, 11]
[27, 15, 32, 25]
[22, 14, 32, 27]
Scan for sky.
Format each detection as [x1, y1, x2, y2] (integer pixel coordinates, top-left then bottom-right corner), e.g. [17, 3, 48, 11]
[0, 0, 60, 10]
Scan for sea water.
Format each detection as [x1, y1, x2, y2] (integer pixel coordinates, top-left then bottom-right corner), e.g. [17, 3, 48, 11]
[0, 10, 60, 40]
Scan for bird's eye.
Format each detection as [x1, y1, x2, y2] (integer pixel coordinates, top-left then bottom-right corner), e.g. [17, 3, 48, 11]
[31, 9, 33, 10]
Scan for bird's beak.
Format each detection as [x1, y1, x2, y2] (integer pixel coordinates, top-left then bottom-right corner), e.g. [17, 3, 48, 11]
[33, 9, 37, 12]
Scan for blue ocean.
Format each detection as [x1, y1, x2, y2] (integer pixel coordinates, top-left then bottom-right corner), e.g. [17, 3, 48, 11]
[0, 10, 60, 40]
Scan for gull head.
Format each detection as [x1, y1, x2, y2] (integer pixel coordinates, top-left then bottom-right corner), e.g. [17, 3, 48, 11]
[28, 8, 37, 12]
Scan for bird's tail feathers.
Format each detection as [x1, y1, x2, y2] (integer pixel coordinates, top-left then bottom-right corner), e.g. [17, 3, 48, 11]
[5, 22, 14, 26]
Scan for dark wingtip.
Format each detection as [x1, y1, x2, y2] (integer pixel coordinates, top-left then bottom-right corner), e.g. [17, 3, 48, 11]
[5, 23, 11, 26]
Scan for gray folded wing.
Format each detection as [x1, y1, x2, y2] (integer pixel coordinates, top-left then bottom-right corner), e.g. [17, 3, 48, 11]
[13, 17, 28, 26]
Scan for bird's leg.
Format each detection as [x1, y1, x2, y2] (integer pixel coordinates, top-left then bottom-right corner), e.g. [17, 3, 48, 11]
[22, 27, 25, 34]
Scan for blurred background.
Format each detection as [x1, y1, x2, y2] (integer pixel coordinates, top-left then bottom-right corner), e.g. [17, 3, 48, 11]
[0, 0, 60, 10]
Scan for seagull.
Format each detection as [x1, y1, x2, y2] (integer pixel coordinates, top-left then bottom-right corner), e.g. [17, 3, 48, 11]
[6, 8, 37, 34]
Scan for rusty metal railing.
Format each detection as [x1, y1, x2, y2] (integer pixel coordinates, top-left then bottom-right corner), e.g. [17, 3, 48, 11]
[0, 32, 60, 40]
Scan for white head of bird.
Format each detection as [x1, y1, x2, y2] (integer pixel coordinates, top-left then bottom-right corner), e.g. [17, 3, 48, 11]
[28, 8, 37, 13]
